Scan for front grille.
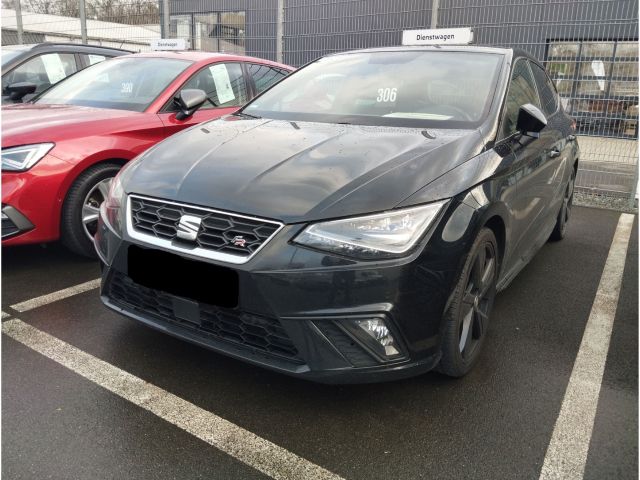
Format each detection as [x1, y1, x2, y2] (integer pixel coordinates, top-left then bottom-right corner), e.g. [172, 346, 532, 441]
[128, 195, 281, 259]
[108, 271, 301, 361]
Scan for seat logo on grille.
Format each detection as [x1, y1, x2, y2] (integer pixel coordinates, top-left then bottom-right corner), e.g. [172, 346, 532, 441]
[176, 214, 202, 241]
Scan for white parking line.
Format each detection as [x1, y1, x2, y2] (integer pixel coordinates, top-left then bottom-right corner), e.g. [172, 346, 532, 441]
[10, 278, 101, 312]
[2, 318, 344, 480]
[2, 311, 11, 319]
[539, 213, 635, 480]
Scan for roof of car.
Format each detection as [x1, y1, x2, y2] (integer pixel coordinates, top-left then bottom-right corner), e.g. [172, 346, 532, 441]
[24, 42, 132, 53]
[332, 45, 515, 55]
[120, 51, 293, 69]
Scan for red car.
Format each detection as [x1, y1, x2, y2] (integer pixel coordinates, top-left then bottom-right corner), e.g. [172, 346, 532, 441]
[2, 51, 292, 256]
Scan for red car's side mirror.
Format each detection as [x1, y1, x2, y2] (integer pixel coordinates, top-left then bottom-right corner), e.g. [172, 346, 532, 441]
[173, 89, 207, 120]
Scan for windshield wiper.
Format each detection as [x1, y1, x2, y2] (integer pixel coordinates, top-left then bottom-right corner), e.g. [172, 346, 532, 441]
[234, 111, 261, 119]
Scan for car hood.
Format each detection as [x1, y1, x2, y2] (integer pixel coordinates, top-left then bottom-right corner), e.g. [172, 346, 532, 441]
[1, 103, 142, 147]
[126, 116, 484, 223]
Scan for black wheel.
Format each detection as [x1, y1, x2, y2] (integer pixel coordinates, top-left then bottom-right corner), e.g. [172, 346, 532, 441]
[437, 228, 498, 377]
[549, 169, 575, 241]
[61, 162, 122, 257]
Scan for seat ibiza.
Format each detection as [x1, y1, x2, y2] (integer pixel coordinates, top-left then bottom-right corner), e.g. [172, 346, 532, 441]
[96, 46, 579, 383]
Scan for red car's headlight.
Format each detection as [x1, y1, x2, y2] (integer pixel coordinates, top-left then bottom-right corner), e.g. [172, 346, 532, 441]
[1, 143, 55, 172]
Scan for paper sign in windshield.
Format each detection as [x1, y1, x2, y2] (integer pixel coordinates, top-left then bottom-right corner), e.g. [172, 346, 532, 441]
[41, 54, 67, 83]
[209, 64, 235, 104]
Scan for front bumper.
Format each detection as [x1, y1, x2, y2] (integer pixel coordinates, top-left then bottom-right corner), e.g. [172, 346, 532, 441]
[2, 154, 73, 245]
[96, 201, 471, 383]
[2, 204, 34, 239]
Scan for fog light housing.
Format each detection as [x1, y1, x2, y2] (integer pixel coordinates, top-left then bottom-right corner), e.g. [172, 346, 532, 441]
[343, 317, 402, 360]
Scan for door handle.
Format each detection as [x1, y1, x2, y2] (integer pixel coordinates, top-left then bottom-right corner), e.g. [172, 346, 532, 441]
[548, 148, 561, 158]
[568, 134, 576, 141]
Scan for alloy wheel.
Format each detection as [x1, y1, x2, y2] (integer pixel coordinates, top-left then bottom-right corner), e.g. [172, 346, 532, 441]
[81, 177, 112, 242]
[458, 241, 497, 358]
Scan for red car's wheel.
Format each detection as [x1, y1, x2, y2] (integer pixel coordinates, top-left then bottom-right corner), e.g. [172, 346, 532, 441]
[61, 162, 122, 257]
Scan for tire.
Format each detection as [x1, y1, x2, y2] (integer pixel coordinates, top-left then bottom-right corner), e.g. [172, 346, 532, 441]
[549, 169, 576, 241]
[61, 162, 122, 258]
[437, 227, 498, 377]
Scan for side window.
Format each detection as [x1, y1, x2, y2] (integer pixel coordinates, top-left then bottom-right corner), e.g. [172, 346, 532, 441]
[179, 62, 248, 109]
[530, 62, 559, 117]
[248, 64, 288, 94]
[2, 53, 77, 95]
[500, 59, 542, 139]
[81, 53, 108, 67]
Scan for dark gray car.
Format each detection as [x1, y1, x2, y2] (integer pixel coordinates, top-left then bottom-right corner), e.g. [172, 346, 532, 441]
[96, 46, 579, 383]
[1, 42, 130, 104]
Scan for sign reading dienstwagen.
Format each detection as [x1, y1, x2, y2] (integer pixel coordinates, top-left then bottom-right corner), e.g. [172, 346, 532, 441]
[150, 38, 187, 51]
[402, 28, 473, 46]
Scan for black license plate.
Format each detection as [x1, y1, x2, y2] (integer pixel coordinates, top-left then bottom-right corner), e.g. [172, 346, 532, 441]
[128, 245, 239, 308]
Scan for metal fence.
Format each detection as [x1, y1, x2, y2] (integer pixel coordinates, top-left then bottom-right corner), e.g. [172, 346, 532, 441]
[2, 0, 638, 210]
[2, 1, 160, 50]
[436, 0, 639, 211]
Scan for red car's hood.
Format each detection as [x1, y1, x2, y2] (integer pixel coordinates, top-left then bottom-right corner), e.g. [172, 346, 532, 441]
[1, 103, 143, 147]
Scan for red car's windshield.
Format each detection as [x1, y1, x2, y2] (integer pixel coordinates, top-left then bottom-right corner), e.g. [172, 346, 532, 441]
[36, 57, 192, 112]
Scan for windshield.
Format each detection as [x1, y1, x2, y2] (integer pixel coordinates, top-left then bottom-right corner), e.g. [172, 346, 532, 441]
[36, 57, 191, 112]
[244, 51, 504, 128]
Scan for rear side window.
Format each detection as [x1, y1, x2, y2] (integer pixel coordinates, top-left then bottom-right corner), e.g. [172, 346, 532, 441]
[500, 58, 542, 139]
[247, 64, 288, 94]
[80, 53, 109, 67]
[180, 62, 249, 109]
[2, 52, 77, 95]
[529, 61, 559, 117]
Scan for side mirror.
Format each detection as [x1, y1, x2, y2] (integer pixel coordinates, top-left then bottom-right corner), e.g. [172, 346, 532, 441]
[173, 89, 207, 120]
[516, 103, 547, 138]
[7, 82, 37, 102]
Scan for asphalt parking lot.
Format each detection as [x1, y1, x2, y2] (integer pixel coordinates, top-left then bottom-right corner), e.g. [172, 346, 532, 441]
[2, 205, 637, 480]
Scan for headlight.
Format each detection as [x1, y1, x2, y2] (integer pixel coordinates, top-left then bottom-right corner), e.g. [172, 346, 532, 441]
[100, 158, 135, 236]
[101, 154, 147, 237]
[294, 201, 447, 259]
[1, 143, 55, 171]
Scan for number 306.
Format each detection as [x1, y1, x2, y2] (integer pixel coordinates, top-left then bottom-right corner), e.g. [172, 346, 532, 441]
[376, 87, 397, 102]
